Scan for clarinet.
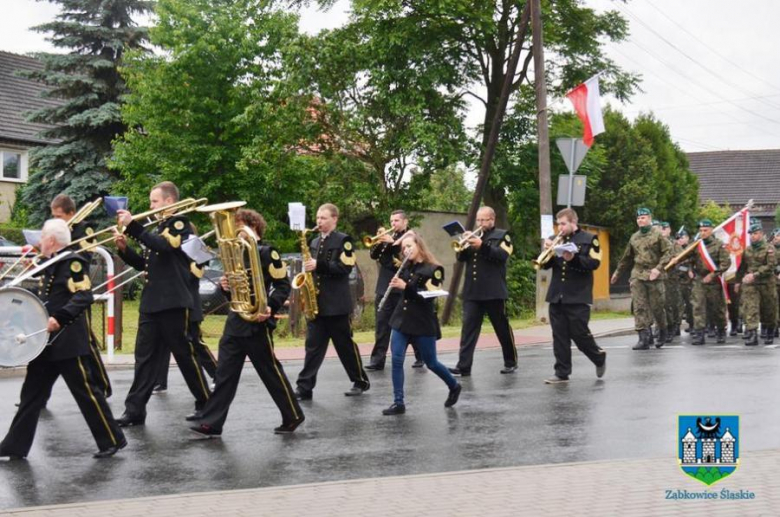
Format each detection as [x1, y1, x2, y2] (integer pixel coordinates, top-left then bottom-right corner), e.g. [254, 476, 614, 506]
[377, 253, 411, 312]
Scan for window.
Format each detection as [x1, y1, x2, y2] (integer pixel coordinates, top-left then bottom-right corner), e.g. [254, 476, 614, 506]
[0, 149, 27, 182]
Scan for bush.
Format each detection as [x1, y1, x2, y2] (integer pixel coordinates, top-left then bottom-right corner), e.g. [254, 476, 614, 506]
[0, 224, 25, 245]
[506, 259, 536, 317]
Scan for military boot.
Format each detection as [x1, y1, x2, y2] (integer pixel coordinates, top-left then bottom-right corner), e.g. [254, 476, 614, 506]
[652, 326, 660, 340]
[774, 327, 779, 338]
[674, 325, 681, 337]
[632, 330, 650, 350]
[760, 326, 768, 340]
[738, 320, 744, 334]
[691, 330, 705, 346]
[745, 330, 759, 346]
[765, 327, 774, 345]
[707, 326, 716, 338]
[665, 327, 674, 343]
[716, 328, 726, 344]
[656, 328, 667, 349]
[729, 320, 739, 336]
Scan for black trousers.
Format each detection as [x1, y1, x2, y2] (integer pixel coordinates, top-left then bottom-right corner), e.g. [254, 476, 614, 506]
[296, 314, 369, 394]
[0, 356, 124, 457]
[456, 299, 517, 372]
[155, 321, 217, 389]
[124, 309, 211, 417]
[549, 302, 605, 378]
[368, 296, 421, 367]
[199, 329, 303, 431]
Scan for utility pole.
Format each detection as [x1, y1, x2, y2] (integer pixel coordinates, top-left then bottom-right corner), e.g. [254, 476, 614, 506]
[441, 3, 531, 324]
[531, 0, 553, 322]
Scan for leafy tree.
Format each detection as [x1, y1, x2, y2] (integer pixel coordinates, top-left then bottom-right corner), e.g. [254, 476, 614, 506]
[416, 166, 473, 213]
[112, 0, 310, 244]
[698, 200, 731, 226]
[19, 0, 152, 225]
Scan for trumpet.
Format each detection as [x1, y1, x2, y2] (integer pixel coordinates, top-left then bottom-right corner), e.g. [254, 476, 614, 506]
[452, 226, 484, 252]
[532, 232, 564, 270]
[362, 228, 393, 248]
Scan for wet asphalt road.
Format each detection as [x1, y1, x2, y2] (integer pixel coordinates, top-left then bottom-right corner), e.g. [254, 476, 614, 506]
[1, 334, 779, 509]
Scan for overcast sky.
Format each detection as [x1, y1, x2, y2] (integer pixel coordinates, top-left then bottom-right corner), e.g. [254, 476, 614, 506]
[2, 0, 779, 153]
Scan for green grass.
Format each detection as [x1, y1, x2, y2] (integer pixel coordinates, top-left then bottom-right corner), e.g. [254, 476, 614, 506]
[108, 302, 629, 354]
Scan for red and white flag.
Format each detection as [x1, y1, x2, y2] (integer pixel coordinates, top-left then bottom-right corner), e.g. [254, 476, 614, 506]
[566, 74, 605, 147]
[697, 208, 750, 302]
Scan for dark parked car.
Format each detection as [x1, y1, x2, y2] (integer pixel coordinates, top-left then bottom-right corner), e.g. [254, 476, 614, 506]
[200, 259, 229, 315]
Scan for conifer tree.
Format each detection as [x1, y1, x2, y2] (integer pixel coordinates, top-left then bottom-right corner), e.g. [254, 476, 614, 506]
[19, 0, 152, 224]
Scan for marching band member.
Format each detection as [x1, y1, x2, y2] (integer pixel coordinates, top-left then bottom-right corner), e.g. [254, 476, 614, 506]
[113, 181, 211, 426]
[50, 194, 112, 397]
[382, 232, 461, 415]
[449, 206, 517, 377]
[366, 209, 423, 371]
[295, 203, 370, 400]
[541, 208, 606, 384]
[190, 209, 303, 437]
[0, 219, 125, 459]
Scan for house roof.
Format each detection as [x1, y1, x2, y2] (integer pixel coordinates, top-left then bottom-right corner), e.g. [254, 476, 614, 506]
[687, 150, 780, 213]
[0, 50, 61, 146]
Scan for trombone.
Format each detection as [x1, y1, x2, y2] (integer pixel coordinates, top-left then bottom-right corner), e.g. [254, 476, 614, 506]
[362, 228, 393, 248]
[452, 226, 484, 252]
[67, 197, 208, 253]
[0, 198, 104, 284]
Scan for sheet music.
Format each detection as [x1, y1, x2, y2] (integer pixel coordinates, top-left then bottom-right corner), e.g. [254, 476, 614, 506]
[288, 202, 306, 231]
[419, 290, 449, 299]
[553, 242, 578, 256]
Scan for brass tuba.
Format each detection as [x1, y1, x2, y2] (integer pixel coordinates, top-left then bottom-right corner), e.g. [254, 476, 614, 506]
[197, 201, 267, 321]
[292, 227, 319, 321]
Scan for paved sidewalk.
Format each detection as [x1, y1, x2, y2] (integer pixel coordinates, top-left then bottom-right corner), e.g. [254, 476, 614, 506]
[47, 316, 636, 367]
[4, 448, 776, 516]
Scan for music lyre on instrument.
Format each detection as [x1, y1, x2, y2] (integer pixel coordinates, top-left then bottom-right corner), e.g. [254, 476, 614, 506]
[452, 226, 484, 252]
[362, 228, 393, 248]
[196, 201, 268, 321]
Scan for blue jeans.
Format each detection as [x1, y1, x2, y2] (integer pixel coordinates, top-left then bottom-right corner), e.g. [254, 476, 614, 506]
[390, 330, 458, 405]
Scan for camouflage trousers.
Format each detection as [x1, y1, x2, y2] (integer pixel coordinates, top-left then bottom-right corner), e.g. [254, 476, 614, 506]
[630, 278, 666, 331]
[665, 280, 682, 328]
[679, 282, 693, 327]
[692, 280, 727, 330]
[742, 283, 778, 330]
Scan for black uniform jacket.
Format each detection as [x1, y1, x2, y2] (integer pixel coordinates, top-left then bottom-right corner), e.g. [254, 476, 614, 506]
[543, 229, 601, 305]
[456, 227, 513, 301]
[224, 244, 291, 337]
[389, 262, 445, 339]
[370, 230, 406, 296]
[311, 231, 355, 317]
[188, 261, 206, 323]
[39, 251, 94, 361]
[118, 215, 195, 313]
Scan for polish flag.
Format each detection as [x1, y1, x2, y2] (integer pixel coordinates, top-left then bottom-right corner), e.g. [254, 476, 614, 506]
[566, 75, 605, 147]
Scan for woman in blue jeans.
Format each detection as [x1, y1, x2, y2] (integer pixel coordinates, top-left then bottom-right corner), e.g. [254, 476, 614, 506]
[382, 232, 461, 415]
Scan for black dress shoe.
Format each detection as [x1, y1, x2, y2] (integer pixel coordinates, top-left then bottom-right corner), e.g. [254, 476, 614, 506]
[500, 365, 517, 374]
[190, 424, 221, 439]
[447, 367, 470, 377]
[295, 389, 312, 401]
[382, 403, 406, 415]
[152, 384, 167, 394]
[411, 360, 424, 368]
[185, 411, 203, 422]
[274, 416, 305, 434]
[116, 413, 146, 427]
[0, 453, 26, 461]
[365, 363, 384, 371]
[344, 384, 370, 397]
[444, 383, 462, 407]
[93, 437, 127, 459]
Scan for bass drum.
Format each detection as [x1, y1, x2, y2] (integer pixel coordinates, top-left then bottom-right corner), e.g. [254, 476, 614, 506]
[0, 287, 49, 367]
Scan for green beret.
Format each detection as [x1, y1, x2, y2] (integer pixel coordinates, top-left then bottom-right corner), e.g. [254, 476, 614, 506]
[773, 228, 780, 238]
[636, 207, 652, 216]
[651, 219, 660, 226]
[698, 219, 713, 228]
[749, 222, 763, 234]
[660, 222, 670, 229]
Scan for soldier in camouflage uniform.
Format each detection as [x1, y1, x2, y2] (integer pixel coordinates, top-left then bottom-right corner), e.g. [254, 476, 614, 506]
[736, 223, 778, 346]
[661, 222, 681, 339]
[611, 208, 672, 350]
[675, 230, 695, 332]
[690, 219, 730, 345]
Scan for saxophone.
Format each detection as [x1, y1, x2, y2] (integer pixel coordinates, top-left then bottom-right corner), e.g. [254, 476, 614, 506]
[292, 227, 319, 320]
